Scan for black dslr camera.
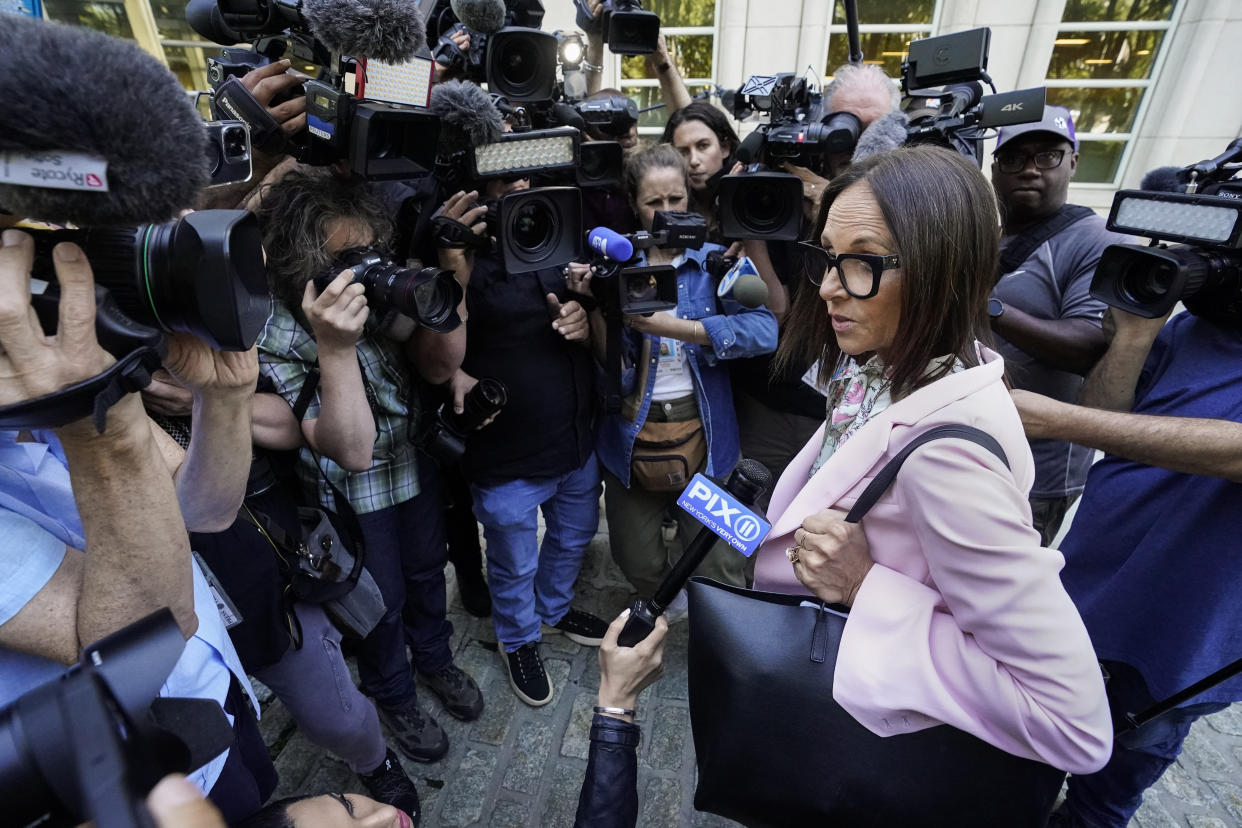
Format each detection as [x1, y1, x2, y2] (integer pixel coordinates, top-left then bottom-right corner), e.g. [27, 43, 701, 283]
[417, 377, 509, 464]
[0, 610, 233, 828]
[1090, 138, 1242, 327]
[313, 247, 464, 333]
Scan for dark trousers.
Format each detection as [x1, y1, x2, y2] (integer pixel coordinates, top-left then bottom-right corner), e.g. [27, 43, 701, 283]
[1057, 661, 1229, 827]
[205, 678, 278, 823]
[354, 461, 453, 710]
[1030, 493, 1077, 546]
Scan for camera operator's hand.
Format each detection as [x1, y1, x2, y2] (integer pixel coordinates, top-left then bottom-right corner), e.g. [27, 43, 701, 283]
[164, 335, 258, 402]
[782, 162, 829, 216]
[447, 368, 499, 428]
[597, 608, 667, 721]
[144, 774, 227, 828]
[433, 189, 488, 276]
[547, 294, 589, 343]
[564, 261, 596, 296]
[304, 270, 368, 351]
[142, 369, 195, 417]
[0, 230, 116, 409]
[1104, 305, 1173, 347]
[240, 59, 309, 136]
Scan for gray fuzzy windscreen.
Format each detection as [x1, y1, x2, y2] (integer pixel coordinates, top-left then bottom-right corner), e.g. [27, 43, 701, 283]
[851, 110, 910, 163]
[0, 16, 209, 226]
[429, 80, 504, 152]
[302, 0, 427, 63]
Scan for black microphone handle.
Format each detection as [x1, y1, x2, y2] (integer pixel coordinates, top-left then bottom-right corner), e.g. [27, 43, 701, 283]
[617, 526, 719, 648]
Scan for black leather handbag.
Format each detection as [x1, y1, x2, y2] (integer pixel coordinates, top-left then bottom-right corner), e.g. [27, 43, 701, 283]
[686, 425, 1068, 828]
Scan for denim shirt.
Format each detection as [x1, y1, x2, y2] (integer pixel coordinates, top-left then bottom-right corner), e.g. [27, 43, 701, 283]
[596, 245, 778, 486]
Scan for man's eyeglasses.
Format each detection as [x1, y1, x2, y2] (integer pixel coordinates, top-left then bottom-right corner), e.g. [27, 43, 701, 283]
[994, 149, 1067, 175]
[797, 242, 901, 300]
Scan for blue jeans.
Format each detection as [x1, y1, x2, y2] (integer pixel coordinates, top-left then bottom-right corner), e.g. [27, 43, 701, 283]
[353, 460, 453, 710]
[470, 453, 601, 652]
[1058, 661, 1229, 827]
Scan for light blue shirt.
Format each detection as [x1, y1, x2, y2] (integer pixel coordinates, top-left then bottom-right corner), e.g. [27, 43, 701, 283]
[0, 430, 258, 795]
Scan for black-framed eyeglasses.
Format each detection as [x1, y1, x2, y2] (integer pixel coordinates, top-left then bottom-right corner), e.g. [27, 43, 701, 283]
[797, 241, 901, 299]
[994, 149, 1066, 175]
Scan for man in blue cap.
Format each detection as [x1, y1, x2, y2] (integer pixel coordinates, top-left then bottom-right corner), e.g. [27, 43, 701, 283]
[987, 105, 1129, 543]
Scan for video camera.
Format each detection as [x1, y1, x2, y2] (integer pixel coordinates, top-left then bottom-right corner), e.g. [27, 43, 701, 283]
[430, 0, 559, 102]
[1090, 138, 1242, 327]
[0, 610, 233, 828]
[901, 27, 1047, 167]
[586, 211, 708, 316]
[188, 0, 441, 181]
[573, 0, 661, 56]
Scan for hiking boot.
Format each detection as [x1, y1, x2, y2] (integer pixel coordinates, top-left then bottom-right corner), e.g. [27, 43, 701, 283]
[503, 641, 554, 707]
[418, 663, 484, 721]
[544, 607, 609, 646]
[377, 702, 449, 763]
[357, 748, 420, 825]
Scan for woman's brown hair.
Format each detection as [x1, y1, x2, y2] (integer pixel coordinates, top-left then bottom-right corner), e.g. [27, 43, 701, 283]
[774, 144, 998, 399]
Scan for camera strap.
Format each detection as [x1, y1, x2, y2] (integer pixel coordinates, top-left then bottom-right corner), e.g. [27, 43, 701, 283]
[996, 204, 1095, 282]
[0, 343, 164, 432]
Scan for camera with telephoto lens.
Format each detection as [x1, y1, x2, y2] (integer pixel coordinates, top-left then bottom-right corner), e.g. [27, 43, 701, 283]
[416, 376, 509, 464]
[901, 27, 1048, 167]
[314, 247, 464, 333]
[0, 610, 233, 828]
[189, 1, 441, 181]
[573, 0, 660, 55]
[26, 210, 269, 352]
[1090, 138, 1242, 327]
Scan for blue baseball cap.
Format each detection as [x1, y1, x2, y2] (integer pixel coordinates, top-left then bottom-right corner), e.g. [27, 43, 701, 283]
[995, 105, 1078, 152]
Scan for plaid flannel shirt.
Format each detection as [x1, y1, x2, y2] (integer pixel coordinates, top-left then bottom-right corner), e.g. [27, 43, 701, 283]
[257, 299, 420, 515]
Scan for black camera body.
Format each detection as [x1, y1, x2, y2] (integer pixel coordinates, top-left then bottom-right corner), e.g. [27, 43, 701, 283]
[1091, 139, 1242, 327]
[724, 73, 840, 173]
[574, 95, 639, 138]
[203, 119, 253, 186]
[719, 168, 804, 241]
[313, 247, 464, 333]
[573, 0, 659, 56]
[417, 377, 509, 464]
[590, 210, 707, 316]
[901, 27, 1047, 167]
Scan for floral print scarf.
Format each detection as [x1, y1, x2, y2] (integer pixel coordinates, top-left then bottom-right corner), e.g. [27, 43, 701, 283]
[809, 353, 966, 477]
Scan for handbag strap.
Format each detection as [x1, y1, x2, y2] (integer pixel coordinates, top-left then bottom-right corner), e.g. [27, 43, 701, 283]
[844, 425, 1010, 524]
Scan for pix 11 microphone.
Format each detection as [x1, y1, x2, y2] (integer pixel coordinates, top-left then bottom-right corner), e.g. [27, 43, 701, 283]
[618, 459, 772, 647]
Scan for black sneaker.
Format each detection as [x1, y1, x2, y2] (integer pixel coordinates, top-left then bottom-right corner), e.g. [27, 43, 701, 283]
[357, 748, 420, 825]
[418, 663, 484, 721]
[545, 608, 609, 647]
[503, 641, 554, 707]
[377, 702, 449, 763]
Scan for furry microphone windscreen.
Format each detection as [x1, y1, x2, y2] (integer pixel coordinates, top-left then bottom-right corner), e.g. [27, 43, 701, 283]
[302, 0, 427, 63]
[450, 0, 507, 33]
[851, 110, 910, 163]
[1139, 166, 1187, 193]
[0, 16, 209, 226]
[430, 81, 505, 151]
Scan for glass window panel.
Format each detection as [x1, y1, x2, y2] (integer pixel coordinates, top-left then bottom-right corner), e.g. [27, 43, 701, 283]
[1047, 86, 1145, 134]
[622, 33, 713, 80]
[150, 0, 212, 42]
[164, 45, 215, 92]
[827, 31, 927, 79]
[42, 0, 135, 38]
[831, 0, 934, 25]
[1061, 0, 1175, 23]
[643, 0, 715, 28]
[1048, 29, 1165, 80]
[1074, 139, 1127, 183]
[622, 84, 710, 129]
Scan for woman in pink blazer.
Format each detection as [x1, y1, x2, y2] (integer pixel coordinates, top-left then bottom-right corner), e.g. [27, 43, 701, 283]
[753, 145, 1112, 775]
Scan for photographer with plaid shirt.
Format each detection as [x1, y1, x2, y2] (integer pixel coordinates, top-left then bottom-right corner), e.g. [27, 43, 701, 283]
[253, 167, 485, 773]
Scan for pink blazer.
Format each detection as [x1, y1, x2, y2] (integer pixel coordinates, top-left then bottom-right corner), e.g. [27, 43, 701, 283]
[752, 346, 1112, 774]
